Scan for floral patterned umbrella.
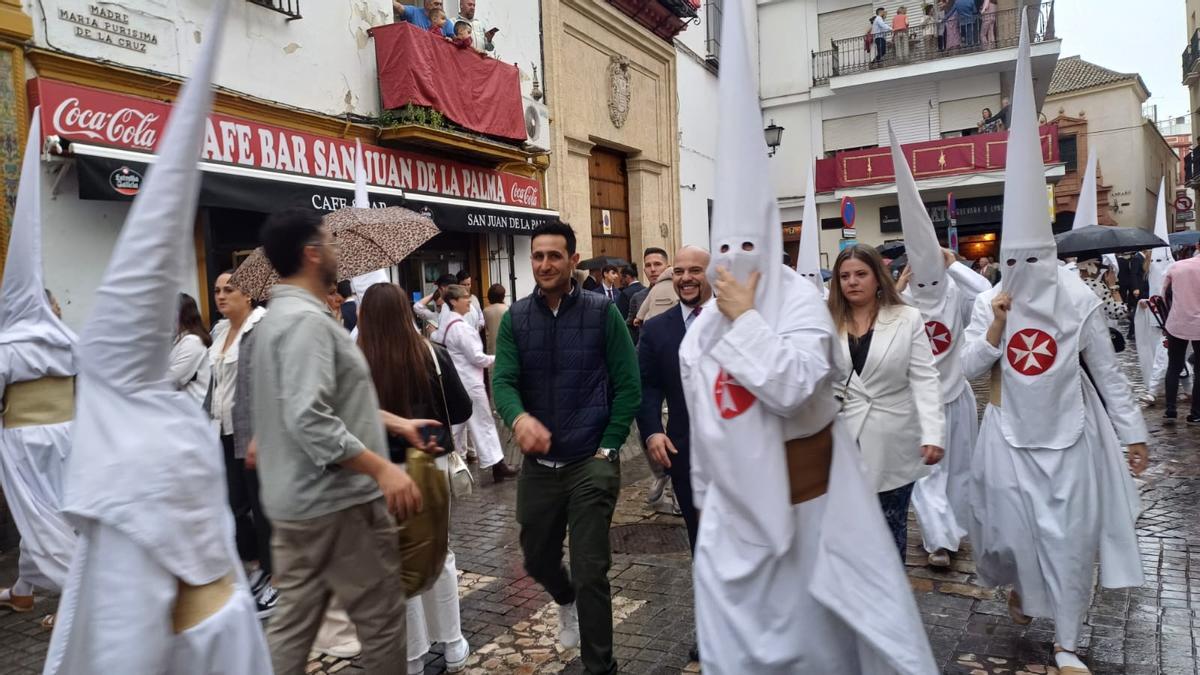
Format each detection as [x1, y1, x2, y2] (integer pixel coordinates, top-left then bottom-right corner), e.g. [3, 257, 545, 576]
[230, 206, 438, 300]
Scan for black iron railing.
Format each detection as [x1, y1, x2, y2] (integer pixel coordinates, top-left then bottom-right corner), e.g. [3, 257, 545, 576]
[246, 0, 301, 20]
[1186, 146, 1199, 186]
[660, 0, 699, 19]
[1183, 29, 1200, 83]
[812, 1, 1054, 85]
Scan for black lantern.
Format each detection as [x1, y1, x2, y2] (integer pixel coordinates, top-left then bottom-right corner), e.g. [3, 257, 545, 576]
[764, 120, 784, 157]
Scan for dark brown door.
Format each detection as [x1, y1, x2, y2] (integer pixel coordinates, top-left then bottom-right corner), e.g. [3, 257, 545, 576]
[588, 147, 632, 262]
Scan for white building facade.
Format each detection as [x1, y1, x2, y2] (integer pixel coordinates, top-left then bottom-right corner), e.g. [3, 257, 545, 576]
[20, 0, 553, 327]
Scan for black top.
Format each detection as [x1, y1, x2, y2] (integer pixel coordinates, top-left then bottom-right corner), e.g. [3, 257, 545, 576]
[848, 330, 874, 377]
[385, 343, 472, 463]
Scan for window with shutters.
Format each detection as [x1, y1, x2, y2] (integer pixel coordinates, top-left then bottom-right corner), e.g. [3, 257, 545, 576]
[823, 113, 878, 153]
[705, 0, 723, 66]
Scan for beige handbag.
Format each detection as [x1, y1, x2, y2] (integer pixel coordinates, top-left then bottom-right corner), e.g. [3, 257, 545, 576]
[426, 341, 475, 498]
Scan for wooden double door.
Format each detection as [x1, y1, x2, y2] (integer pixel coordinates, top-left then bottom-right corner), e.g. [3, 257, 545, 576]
[588, 147, 632, 262]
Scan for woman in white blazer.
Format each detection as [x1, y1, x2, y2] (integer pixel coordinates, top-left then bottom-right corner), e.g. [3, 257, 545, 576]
[828, 245, 946, 558]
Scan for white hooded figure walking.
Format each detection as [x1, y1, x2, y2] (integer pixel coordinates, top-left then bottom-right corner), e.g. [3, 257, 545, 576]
[42, 2, 273, 673]
[960, 20, 1149, 675]
[796, 163, 828, 299]
[888, 126, 991, 568]
[0, 111, 78, 618]
[1133, 179, 1185, 400]
[677, 1, 936, 672]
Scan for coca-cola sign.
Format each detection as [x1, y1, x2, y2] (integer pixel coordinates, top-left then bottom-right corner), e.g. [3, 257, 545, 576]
[53, 97, 160, 149]
[31, 78, 543, 208]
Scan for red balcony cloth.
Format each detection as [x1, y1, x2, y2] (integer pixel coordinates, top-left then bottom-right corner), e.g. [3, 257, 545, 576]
[815, 125, 1059, 192]
[371, 22, 526, 142]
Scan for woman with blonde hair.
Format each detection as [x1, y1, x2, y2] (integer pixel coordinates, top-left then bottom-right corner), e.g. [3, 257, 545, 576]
[827, 245, 945, 558]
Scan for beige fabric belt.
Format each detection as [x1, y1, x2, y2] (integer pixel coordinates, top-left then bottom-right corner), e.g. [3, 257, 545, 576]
[172, 573, 234, 633]
[785, 423, 834, 505]
[0, 376, 75, 428]
[989, 363, 1001, 408]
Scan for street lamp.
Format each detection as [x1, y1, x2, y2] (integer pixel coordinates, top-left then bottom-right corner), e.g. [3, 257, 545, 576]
[764, 119, 784, 157]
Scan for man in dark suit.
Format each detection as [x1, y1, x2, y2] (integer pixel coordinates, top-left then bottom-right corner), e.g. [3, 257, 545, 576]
[636, 246, 711, 551]
[617, 265, 642, 319]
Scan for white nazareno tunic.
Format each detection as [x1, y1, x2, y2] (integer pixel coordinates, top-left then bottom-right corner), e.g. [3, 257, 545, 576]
[961, 281, 1145, 651]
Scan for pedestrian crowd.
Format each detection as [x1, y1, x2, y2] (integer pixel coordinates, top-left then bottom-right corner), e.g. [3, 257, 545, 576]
[863, 0, 1002, 66]
[0, 6, 1193, 675]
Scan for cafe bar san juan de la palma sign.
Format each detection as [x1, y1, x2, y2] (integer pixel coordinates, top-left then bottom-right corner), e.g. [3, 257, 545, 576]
[28, 78, 556, 235]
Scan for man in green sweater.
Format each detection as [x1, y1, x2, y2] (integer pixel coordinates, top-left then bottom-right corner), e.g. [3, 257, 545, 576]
[492, 222, 640, 675]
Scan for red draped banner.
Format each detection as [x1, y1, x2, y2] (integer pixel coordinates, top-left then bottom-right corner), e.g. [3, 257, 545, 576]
[815, 125, 1060, 192]
[370, 23, 527, 142]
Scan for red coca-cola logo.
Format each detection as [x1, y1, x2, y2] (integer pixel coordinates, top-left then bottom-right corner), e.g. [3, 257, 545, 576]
[510, 184, 538, 207]
[52, 97, 160, 150]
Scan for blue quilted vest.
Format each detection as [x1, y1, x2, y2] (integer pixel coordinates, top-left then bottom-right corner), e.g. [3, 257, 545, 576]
[508, 283, 612, 461]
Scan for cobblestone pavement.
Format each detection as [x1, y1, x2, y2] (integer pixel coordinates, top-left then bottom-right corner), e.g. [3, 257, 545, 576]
[0, 338, 1196, 674]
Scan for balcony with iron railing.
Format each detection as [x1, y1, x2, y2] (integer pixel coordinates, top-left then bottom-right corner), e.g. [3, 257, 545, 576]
[1185, 146, 1200, 187]
[812, 1, 1055, 86]
[1183, 29, 1200, 84]
[245, 0, 301, 20]
[608, 0, 698, 42]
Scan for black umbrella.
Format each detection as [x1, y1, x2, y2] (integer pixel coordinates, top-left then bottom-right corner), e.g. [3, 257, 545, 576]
[876, 240, 906, 258]
[578, 255, 630, 270]
[1054, 225, 1166, 259]
[1169, 231, 1200, 247]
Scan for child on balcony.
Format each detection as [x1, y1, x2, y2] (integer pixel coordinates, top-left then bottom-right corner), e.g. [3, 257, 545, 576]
[428, 8, 448, 36]
[451, 21, 474, 50]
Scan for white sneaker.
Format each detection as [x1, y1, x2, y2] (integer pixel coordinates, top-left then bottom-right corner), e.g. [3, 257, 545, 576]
[556, 602, 580, 649]
[444, 636, 470, 672]
[317, 638, 362, 660]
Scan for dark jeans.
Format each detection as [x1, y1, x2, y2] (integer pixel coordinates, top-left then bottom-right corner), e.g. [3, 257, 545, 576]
[1165, 335, 1200, 416]
[878, 482, 915, 562]
[874, 36, 887, 61]
[222, 434, 273, 576]
[664, 443, 698, 553]
[517, 455, 620, 675]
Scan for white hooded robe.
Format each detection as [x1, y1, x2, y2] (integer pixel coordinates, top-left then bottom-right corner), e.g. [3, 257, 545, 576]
[42, 3, 272, 672]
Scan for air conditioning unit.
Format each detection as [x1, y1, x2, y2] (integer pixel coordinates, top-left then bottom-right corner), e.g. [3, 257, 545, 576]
[523, 96, 551, 153]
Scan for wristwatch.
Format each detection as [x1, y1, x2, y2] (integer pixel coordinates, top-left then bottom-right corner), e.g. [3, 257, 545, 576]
[595, 447, 617, 462]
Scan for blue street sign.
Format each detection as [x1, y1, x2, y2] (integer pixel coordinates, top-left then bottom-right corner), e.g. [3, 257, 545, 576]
[841, 196, 856, 228]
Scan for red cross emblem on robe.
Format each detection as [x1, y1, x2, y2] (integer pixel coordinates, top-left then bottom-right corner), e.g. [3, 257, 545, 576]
[1006, 328, 1058, 376]
[925, 320, 952, 356]
[713, 369, 756, 419]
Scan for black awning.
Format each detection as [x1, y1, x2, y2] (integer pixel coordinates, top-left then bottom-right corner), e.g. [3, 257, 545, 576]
[74, 153, 555, 236]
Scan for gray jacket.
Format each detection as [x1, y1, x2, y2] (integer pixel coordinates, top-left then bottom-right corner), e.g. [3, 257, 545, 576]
[251, 285, 386, 521]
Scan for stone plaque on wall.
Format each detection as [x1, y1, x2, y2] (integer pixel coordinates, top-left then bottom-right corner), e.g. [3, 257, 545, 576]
[39, 3, 179, 74]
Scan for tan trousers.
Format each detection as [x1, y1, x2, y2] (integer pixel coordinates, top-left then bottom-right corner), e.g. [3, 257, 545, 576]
[267, 498, 406, 675]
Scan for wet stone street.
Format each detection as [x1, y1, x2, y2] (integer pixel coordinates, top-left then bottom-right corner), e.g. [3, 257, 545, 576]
[0, 340, 1197, 674]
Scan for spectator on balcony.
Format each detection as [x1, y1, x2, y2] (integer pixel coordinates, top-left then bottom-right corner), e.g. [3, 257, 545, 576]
[954, 0, 977, 46]
[980, 0, 997, 47]
[978, 107, 1004, 134]
[943, 0, 961, 50]
[428, 8, 449, 36]
[893, 6, 911, 61]
[456, 0, 498, 55]
[871, 8, 891, 63]
[924, 2, 944, 53]
[451, 21, 475, 50]
[394, 0, 454, 38]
